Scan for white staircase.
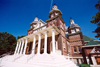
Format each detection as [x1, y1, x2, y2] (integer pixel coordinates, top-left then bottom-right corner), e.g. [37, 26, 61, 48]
[1, 53, 78, 67]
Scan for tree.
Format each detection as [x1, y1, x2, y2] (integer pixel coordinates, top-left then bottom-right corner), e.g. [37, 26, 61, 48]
[17, 35, 26, 40]
[0, 32, 17, 55]
[90, 0, 100, 40]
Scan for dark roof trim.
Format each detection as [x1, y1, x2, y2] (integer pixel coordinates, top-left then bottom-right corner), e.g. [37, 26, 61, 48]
[46, 15, 65, 23]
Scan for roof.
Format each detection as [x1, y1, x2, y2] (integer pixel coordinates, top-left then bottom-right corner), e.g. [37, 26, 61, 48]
[85, 40, 100, 46]
[83, 35, 95, 41]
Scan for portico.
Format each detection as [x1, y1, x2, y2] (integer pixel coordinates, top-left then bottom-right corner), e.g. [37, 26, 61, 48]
[14, 26, 60, 55]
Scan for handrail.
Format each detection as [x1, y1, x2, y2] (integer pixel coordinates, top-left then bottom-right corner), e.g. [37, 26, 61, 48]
[13, 54, 23, 61]
[27, 48, 36, 63]
[13, 48, 36, 62]
[0, 55, 8, 65]
[0, 58, 3, 65]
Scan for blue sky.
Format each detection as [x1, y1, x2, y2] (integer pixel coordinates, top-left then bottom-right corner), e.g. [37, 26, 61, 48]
[0, 0, 99, 39]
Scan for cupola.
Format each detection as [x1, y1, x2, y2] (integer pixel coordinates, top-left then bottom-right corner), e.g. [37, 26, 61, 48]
[68, 18, 80, 34]
[49, 4, 62, 18]
[34, 17, 39, 22]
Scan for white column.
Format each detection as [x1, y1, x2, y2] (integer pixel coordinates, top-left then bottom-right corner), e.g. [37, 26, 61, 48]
[44, 31, 47, 54]
[32, 35, 36, 54]
[14, 42, 19, 55]
[37, 33, 41, 54]
[20, 40, 24, 54]
[79, 59, 82, 64]
[91, 57, 97, 65]
[23, 38, 28, 55]
[17, 41, 21, 55]
[51, 29, 55, 53]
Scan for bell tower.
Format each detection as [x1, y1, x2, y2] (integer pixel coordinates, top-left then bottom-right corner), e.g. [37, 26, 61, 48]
[46, 4, 68, 55]
[67, 18, 84, 58]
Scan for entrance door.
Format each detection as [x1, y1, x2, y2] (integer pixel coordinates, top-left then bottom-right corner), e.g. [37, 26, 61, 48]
[96, 57, 100, 64]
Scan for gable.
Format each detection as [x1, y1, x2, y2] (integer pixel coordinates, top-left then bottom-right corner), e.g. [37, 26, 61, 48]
[90, 47, 100, 53]
[34, 20, 46, 30]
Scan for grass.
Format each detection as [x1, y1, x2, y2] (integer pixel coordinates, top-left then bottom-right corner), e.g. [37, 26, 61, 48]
[78, 64, 90, 67]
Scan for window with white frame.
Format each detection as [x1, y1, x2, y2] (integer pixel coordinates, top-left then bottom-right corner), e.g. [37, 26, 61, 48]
[78, 46, 82, 53]
[73, 46, 77, 53]
[71, 29, 75, 33]
[76, 28, 80, 32]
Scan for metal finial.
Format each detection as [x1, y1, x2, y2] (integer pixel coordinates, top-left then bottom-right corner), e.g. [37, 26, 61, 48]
[54, 3, 56, 5]
[70, 17, 72, 19]
[36, 15, 38, 17]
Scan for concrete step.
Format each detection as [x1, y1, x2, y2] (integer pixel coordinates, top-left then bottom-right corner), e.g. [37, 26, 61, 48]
[1, 53, 78, 67]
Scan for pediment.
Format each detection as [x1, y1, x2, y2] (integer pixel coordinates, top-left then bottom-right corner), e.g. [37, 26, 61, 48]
[34, 20, 46, 30]
[90, 47, 100, 54]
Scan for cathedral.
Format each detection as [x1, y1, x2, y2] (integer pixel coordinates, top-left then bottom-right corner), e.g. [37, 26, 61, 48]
[1, 4, 100, 67]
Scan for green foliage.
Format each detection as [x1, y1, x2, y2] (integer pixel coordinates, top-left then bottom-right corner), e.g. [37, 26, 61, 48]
[17, 35, 25, 40]
[90, 0, 100, 40]
[78, 64, 90, 67]
[0, 32, 17, 55]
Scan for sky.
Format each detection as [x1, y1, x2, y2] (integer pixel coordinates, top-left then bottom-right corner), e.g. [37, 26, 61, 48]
[0, 0, 99, 39]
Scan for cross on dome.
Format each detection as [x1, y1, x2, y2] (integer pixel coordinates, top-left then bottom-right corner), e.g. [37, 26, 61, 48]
[52, 3, 58, 10]
[70, 17, 75, 24]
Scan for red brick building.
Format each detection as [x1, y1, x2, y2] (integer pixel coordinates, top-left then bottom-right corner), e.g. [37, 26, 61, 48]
[82, 40, 100, 66]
